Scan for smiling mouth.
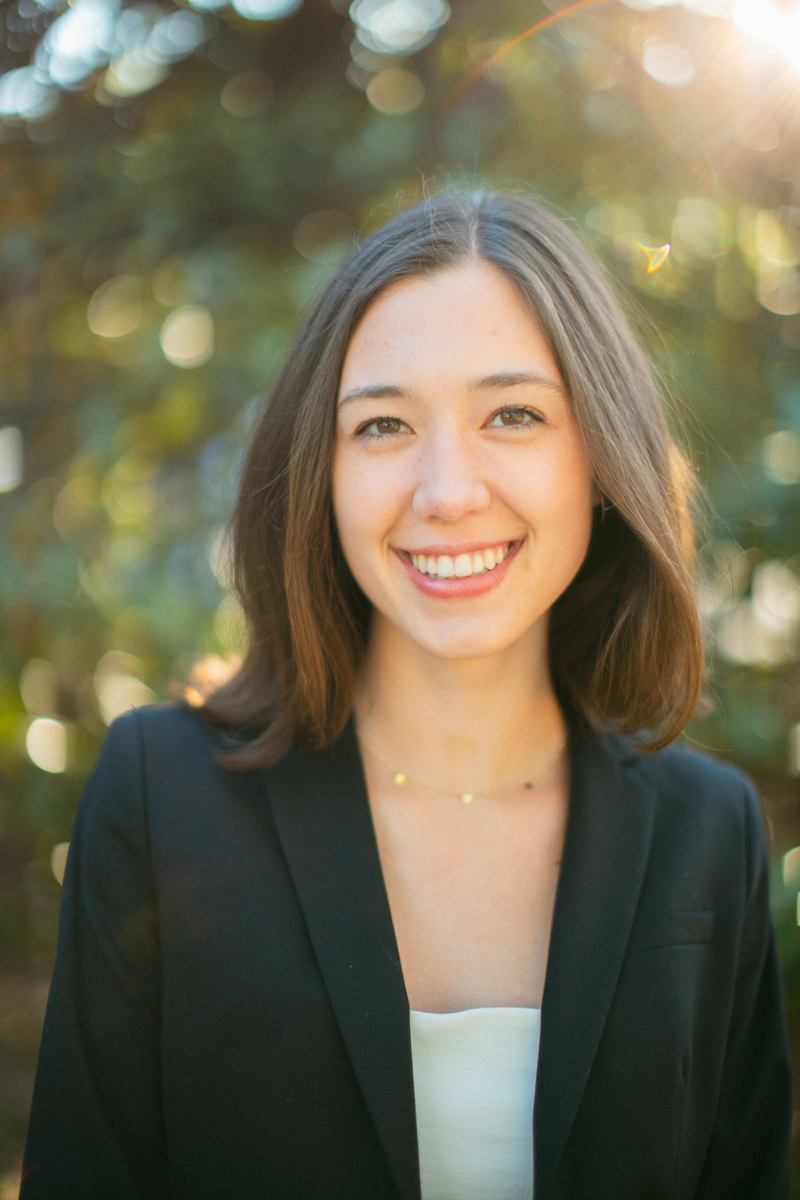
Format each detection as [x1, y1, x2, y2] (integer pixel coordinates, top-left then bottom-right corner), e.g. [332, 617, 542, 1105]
[408, 542, 515, 580]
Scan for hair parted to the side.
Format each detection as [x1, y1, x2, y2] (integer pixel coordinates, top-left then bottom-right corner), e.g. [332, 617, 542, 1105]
[203, 190, 703, 767]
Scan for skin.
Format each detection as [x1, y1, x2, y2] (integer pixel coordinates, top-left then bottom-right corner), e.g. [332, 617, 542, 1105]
[332, 260, 597, 1012]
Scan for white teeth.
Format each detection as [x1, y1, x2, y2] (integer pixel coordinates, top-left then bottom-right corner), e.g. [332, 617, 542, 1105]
[412, 545, 510, 578]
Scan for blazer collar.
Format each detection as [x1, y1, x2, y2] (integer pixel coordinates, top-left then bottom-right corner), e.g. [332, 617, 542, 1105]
[263, 723, 420, 1200]
[534, 722, 656, 1196]
[263, 719, 656, 1200]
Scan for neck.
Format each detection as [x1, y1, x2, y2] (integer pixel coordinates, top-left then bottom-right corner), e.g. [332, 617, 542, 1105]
[354, 612, 566, 796]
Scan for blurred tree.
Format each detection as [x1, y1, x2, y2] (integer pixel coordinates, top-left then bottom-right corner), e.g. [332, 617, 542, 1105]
[1, 0, 800, 1186]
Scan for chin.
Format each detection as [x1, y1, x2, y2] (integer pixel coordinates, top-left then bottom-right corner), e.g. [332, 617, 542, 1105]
[404, 618, 537, 662]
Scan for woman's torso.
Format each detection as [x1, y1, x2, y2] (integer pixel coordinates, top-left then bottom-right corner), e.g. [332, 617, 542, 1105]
[19, 707, 791, 1200]
[363, 750, 566, 1199]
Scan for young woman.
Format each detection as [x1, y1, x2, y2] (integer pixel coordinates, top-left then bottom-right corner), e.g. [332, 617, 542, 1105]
[21, 193, 791, 1200]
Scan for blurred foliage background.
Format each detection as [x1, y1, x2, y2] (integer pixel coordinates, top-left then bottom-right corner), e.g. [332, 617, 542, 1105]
[1, 0, 800, 1188]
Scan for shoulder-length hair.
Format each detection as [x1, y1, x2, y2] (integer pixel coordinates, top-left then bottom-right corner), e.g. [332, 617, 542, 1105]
[204, 191, 703, 767]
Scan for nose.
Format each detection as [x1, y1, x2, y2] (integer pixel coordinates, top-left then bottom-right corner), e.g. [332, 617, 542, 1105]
[412, 429, 491, 523]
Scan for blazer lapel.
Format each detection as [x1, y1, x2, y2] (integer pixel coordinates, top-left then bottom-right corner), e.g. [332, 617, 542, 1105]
[534, 725, 656, 1197]
[263, 722, 420, 1200]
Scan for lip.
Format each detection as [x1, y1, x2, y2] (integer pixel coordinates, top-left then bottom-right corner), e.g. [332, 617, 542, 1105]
[401, 540, 516, 558]
[396, 540, 522, 599]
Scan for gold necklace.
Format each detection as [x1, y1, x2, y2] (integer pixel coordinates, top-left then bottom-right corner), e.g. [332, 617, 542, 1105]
[360, 734, 567, 805]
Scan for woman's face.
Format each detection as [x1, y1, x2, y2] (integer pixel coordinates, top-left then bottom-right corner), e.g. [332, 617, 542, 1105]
[332, 260, 596, 662]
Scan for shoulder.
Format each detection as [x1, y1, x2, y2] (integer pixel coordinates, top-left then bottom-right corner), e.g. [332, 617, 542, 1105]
[87, 702, 248, 813]
[621, 737, 757, 809]
[79, 703, 269, 848]
[604, 733, 768, 891]
[98, 701, 234, 771]
[107, 699, 222, 743]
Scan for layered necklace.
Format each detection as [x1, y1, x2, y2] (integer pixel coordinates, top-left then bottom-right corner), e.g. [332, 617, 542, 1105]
[360, 733, 567, 805]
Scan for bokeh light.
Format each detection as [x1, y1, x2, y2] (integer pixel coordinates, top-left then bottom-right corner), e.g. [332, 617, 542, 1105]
[0, 68, 57, 121]
[160, 306, 214, 368]
[50, 843, 69, 887]
[763, 431, 800, 485]
[104, 48, 168, 97]
[94, 652, 156, 725]
[183, 653, 241, 706]
[641, 40, 695, 87]
[716, 561, 800, 666]
[367, 68, 425, 113]
[785, 844, 800, 885]
[87, 277, 142, 339]
[350, 0, 450, 54]
[231, 0, 303, 18]
[25, 719, 67, 774]
[0, 428, 23, 493]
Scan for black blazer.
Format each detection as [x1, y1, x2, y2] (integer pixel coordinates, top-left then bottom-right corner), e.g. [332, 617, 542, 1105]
[21, 704, 791, 1199]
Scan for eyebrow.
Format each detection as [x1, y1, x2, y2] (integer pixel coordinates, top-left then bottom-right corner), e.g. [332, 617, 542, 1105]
[338, 383, 407, 407]
[337, 372, 564, 407]
[472, 371, 564, 393]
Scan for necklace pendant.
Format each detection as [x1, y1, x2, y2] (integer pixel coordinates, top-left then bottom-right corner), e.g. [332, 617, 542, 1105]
[393, 773, 407, 786]
[461, 793, 475, 805]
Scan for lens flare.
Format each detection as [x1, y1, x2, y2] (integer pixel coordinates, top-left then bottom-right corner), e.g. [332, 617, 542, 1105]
[733, 0, 800, 72]
[443, 0, 609, 110]
[638, 243, 671, 273]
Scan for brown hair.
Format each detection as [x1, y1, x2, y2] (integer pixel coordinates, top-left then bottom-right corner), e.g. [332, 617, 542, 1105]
[203, 191, 703, 766]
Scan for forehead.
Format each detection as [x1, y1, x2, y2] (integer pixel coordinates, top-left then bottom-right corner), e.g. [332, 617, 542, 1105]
[339, 260, 562, 390]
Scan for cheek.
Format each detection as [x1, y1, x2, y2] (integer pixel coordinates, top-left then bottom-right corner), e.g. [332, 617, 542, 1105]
[543, 450, 596, 574]
[331, 449, 362, 567]
[548, 463, 594, 531]
[501, 443, 594, 536]
[545, 468, 595, 560]
[331, 446, 396, 579]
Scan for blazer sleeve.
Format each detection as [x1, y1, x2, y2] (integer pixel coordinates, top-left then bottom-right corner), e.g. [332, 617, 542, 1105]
[20, 711, 168, 1200]
[693, 781, 792, 1200]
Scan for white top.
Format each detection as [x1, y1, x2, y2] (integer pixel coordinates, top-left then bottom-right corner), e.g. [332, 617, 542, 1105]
[409, 1006, 541, 1200]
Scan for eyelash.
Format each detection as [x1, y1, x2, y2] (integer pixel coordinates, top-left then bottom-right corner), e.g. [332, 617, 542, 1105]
[355, 416, 408, 441]
[487, 405, 545, 430]
[354, 406, 544, 440]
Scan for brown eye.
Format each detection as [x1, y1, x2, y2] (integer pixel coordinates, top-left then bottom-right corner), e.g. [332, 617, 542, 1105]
[494, 408, 530, 427]
[487, 407, 541, 430]
[375, 418, 403, 435]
